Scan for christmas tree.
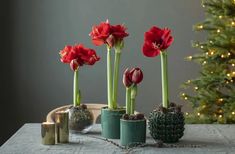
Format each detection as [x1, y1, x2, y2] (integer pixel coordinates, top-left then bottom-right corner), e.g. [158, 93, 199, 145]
[181, 0, 235, 124]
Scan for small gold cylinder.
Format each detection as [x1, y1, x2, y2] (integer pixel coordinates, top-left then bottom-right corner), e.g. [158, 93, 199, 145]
[55, 111, 69, 143]
[41, 122, 55, 145]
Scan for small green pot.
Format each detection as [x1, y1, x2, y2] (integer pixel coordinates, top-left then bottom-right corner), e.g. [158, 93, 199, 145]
[101, 107, 125, 139]
[120, 119, 146, 146]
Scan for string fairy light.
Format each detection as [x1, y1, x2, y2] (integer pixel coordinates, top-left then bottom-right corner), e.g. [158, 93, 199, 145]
[232, 112, 235, 115]
[221, 54, 225, 58]
[219, 15, 223, 19]
[227, 52, 231, 56]
[218, 98, 224, 102]
[232, 63, 235, 67]
[185, 112, 189, 116]
[219, 115, 223, 118]
[181, 93, 185, 96]
[187, 80, 191, 84]
[209, 40, 213, 44]
[217, 29, 221, 33]
[232, 21, 235, 26]
[197, 112, 201, 116]
[194, 86, 199, 90]
[227, 73, 230, 77]
[200, 45, 204, 49]
[187, 56, 192, 60]
[203, 61, 207, 65]
[184, 97, 188, 100]
[198, 25, 203, 29]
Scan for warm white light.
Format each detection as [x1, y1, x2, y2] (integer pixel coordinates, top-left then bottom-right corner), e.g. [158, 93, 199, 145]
[232, 112, 235, 115]
[197, 113, 200, 116]
[203, 61, 207, 64]
[219, 15, 223, 19]
[182, 93, 185, 96]
[184, 97, 188, 100]
[194, 86, 198, 90]
[227, 73, 230, 77]
[185, 112, 189, 116]
[232, 64, 235, 67]
[228, 52, 231, 56]
[219, 115, 222, 118]
[198, 25, 203, 29]
[232, 21, 235, 26]
[188, 56, 192, 60]
[200, 46, 204, 49]
[221, 54, 225, 58]
[218, 98, 223, 102]
[217, 29, 221, 33]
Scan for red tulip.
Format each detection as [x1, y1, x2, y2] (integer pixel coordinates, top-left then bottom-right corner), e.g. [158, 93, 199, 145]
[142, 26, 173, 57]
[60, 44, 100, 71]
[123, 68, 143, 87]
[89, 20, 129, 47]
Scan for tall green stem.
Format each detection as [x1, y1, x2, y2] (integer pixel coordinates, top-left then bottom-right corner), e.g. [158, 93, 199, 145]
[160, 51, 169, 108]
[73, 70, 80, 106]
[130, 98, 135, 115]
[112, 50, 121, 109]
[126, 87, 131, 114]
[107, 47, 113, 109]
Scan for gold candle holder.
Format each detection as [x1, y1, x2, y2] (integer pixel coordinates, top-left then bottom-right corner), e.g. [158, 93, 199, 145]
[55, 111, 69, 143]
[41, 122, 55, 145]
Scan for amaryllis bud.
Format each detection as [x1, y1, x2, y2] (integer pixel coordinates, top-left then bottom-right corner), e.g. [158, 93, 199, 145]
[70, 59, 79, 71]
[129, 68, 143, 84]
[106, 34, 115, 47]
[123, 68, 132, 87]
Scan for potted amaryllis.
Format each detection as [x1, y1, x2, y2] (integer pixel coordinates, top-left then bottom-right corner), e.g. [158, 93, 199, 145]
[59, 44, 100, 133]
[120, 68, 146, 146]
[89, 20, 128, 139]
[142, 26, 184, 143]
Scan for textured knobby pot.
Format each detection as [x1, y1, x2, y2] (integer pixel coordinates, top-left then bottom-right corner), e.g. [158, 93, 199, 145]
[101, 107, 125, 139]
[120, 118, 146, 146]
[148, 110, 185, 143]
[69, 106, 94, 133]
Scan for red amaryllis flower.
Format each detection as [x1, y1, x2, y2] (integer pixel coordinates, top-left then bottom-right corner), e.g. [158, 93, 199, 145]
[123, 68, 143, 87]
[89, 20, 129, 47]
[111, 24, 129, 41]
[89, 20, 111, 46]
[60, 44, 100, 71]
[142, 26, 173, 57]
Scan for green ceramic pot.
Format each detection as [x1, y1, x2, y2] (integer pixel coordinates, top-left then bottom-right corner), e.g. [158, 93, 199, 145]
[120, 118, 146, 146]
[101, 107, 125, 139]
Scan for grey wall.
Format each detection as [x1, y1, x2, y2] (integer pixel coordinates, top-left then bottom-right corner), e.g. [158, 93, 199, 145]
[1, 0, 205, 145]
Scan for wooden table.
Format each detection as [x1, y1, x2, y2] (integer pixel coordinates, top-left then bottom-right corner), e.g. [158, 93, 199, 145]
[1, 124, 235, 154]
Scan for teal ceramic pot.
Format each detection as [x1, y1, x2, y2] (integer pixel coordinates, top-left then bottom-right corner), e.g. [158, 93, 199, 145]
[101, 107, 125, 139]
[148, 110, 185, 143]
[120, 118, 146, 146]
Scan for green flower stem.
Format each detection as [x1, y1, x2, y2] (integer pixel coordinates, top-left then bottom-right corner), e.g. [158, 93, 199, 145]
[107, 47, 113, 109]
[130, 85, 137, 114]
[160, 51, 169, 108]
[130, 98, 135, 115]
[73, 70, 80, 106]
[112, 50, 121, 109]
[126, 87, 131, 114]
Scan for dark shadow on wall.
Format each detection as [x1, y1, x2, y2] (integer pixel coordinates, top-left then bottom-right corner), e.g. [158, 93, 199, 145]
[0, 0, 20, 146]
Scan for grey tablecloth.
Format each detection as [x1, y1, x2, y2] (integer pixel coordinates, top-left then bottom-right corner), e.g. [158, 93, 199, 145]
[1, 124, 235, 154]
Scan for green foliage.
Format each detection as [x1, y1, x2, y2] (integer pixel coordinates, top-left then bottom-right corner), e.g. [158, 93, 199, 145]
[181, 0, 235, 124]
